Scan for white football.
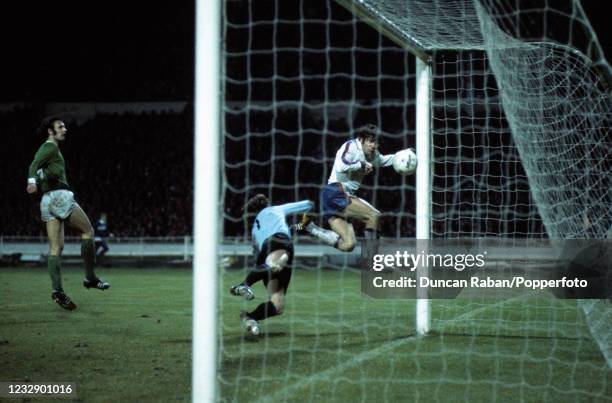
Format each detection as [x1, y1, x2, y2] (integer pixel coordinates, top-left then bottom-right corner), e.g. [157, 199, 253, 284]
[392, 149, 418, 175]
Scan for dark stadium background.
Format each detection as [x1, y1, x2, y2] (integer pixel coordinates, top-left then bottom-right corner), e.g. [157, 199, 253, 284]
[0, 2, 609, 402]
[0, 0, 608, 237]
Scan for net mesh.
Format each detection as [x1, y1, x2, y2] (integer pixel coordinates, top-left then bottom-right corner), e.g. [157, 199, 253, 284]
[219, 0, 612, 400]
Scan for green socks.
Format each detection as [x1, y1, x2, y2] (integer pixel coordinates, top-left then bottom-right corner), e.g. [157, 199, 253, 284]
[49, 239, 96, 291]
[48, 255, 63, 292]
[81, 238, 96, 281]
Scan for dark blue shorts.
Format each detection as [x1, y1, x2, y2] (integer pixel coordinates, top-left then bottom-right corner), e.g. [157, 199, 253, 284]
[321, 183, 351, 221]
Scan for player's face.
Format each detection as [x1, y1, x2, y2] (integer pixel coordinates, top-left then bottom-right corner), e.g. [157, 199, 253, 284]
[51, 121, 67, 141]
[362, 137, 378, 158]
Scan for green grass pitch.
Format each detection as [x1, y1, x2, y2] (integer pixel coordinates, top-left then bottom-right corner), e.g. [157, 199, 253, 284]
[220, 269, 612, 402]
[1, 266, 610, 402]
[0, 267, 192, 402]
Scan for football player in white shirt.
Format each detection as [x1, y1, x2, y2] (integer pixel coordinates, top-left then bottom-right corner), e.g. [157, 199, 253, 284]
[296, 124, 395, 267]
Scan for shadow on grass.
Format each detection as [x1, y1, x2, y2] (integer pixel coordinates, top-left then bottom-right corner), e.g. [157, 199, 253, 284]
[224, 331, 417, 350]
[428, 329, 589, 342]
[0, 319, 62, 326]
[161, 338, 192, 344]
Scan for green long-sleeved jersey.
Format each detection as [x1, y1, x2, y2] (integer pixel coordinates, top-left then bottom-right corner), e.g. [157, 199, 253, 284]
[27, 141, 70, 194]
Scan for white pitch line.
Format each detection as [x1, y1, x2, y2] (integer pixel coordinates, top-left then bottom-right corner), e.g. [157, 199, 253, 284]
[257, 298, 521, 403]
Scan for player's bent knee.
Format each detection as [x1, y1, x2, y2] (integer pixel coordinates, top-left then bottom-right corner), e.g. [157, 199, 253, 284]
[266, 251, 289, 273]
[367, 209, 381, 226]
[338, 239, 356, 252]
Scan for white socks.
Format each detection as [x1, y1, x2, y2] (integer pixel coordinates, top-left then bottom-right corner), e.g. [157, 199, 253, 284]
[306, 223, 340, 247]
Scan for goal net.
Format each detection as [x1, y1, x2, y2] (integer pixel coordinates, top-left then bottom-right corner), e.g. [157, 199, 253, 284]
[216, 0, 611, 400]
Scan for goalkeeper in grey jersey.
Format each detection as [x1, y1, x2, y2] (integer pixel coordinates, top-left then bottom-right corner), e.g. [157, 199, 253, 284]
[27, 116, 110, 311]
[230, 194, 313, 336]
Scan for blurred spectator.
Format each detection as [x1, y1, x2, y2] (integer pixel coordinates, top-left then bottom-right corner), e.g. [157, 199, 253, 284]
[1, 102, 542, 239]
[1, 106, 193, 237]
[94, 212, 113, 264]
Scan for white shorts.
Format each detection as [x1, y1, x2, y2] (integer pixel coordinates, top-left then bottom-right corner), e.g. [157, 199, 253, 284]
[40, 190, 78, 222]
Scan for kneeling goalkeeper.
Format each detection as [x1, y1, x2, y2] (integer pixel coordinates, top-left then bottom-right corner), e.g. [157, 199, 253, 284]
[230, 194, 313, 336]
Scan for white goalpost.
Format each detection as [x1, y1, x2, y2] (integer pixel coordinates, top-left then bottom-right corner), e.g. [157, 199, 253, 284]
[347, 0, 611, 345]
[193, 0, 221, 401]
[212, 0, 611, 400]
[415, 56, 432, 336]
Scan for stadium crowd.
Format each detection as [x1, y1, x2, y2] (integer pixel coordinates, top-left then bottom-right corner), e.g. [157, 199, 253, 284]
[1, 101, 542, 239]
[2, 106, 193, 237]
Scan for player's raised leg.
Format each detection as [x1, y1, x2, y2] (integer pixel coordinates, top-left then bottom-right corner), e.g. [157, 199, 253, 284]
[342, 196, 381, 228]
[327, 217, 356, 252]
[230, 282, 255, 301]
[231, 244, 290, 300]
[294, 213, 342, 248]
[265, 249, 289, 273]
[230, 248, 289, 300]
[67, 205, 110, 290]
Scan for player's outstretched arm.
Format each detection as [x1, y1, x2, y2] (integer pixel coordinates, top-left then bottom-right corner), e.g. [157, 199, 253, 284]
[373, 150, 395, 167]
[279, 200, 314, 215]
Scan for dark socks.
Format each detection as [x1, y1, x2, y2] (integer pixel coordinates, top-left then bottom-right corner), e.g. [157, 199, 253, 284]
[362, 229, 380, 267]
[81, 238, 96, 281]
[247, 301, 278, 321]
[48, 255, 63, 292]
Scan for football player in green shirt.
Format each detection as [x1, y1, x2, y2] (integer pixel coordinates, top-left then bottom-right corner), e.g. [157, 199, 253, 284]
[27, 116, 110, 310]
